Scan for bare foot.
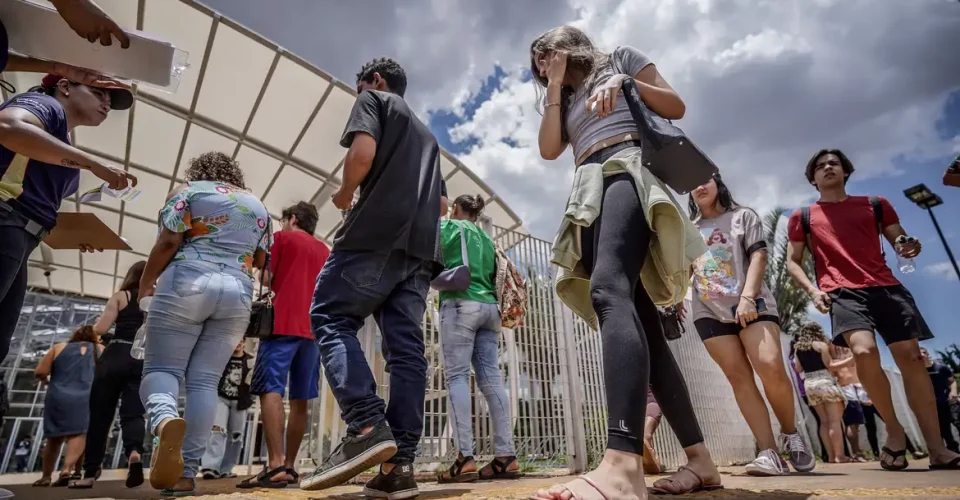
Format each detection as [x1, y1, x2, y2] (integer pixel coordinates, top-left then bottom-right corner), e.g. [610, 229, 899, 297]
[532, 451, 646, 500]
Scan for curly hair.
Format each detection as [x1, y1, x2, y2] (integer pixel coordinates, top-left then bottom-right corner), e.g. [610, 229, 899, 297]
[794, 321, 828, 353]
[184, 151, 246, 189]
[357, 58, 407, 97]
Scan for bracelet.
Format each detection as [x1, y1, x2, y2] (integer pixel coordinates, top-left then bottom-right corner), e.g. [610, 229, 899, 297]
[740, 296, 756, 304]
[545, 102, 560, 108]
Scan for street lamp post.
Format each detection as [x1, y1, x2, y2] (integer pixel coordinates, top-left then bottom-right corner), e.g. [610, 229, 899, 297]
[904, 183, 960, 281]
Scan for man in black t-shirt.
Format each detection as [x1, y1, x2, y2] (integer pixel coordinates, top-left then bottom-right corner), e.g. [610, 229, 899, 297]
[302, 58, 442, 497]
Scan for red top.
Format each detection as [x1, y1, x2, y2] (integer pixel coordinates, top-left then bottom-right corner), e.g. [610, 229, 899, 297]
[787, 196, 900, 293]
[270, 230, 330, 339]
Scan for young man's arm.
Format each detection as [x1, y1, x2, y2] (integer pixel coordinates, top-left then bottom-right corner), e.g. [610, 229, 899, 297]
[785, 212, 831, 313]
[877, 197, 921, 258]
[786, 240, 830, 313]
[333, 91, 381, 210]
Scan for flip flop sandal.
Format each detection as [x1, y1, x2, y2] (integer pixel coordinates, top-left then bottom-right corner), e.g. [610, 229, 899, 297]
[479, 456, 521, 480]
[160, 478, 196, 497]
[651, 465, 723, 495]
[68, 478, 95, 489]
[236, 465, 289, 489]
[52, 473, 73, 487]
[150, 417, 187, 490]
[530, 475, 610, 500]
[880, 447, 909, 471]
[438, 455, 479, 484]
[126, 461, 144, 488]
[32, 478, 51, 487]
[929, 456, 960, 470]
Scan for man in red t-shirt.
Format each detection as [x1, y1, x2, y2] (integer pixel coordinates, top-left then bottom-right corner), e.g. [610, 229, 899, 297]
[244, 202, 330, 487]
[786, 149, 959, 471]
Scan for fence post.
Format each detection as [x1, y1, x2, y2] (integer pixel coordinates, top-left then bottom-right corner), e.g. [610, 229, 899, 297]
[554, 294, 587, 473]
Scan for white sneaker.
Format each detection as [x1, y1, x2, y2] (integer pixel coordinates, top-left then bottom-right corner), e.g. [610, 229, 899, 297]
[745, 449, 790, 476]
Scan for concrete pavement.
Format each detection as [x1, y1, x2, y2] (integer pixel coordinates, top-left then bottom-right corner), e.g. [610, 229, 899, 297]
[3, 460, 959, 499]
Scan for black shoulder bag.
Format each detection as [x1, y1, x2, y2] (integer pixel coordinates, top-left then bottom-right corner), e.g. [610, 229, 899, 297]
[245, 220, 275, 339]
[613, 48, 719, 194]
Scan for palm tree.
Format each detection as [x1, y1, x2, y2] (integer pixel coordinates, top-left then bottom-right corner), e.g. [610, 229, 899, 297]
[762, 207, 816, 335]
[936, 343, 960, 377]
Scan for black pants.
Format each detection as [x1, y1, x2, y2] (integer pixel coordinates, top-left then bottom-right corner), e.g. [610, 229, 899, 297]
[83, 342, 146, 477]
[580, 173, 703, 455]
[862, 404, 919, 456]
[937, 402, 959, 453]
[0, 211, 41, 363]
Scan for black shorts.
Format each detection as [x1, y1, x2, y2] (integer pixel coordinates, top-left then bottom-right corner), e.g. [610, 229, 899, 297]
[828, 285, 933, 347]
[843, 400, 865, 426]
[694, 315, 780, 342]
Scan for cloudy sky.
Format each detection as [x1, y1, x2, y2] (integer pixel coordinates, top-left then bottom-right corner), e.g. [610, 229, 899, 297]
[202, 0, 960, 360]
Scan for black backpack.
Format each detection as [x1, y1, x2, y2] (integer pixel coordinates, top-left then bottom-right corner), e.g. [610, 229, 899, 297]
[800, 196, 885, 281]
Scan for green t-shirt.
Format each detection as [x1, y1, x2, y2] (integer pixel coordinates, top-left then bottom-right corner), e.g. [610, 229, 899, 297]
[438, 219, 497, 304]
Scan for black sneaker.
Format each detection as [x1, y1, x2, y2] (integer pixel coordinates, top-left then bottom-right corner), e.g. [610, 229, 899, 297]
[364, 463, 419, 500]
[299, 420, 398, 491]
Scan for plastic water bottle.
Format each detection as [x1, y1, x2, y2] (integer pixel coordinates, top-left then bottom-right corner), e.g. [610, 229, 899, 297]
[131, 296, 151, 360]
[895, 236, 916, 274]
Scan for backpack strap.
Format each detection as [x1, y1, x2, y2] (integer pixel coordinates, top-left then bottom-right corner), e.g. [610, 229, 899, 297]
[869, 196, 886, 257]
[800, 206, 819, 283]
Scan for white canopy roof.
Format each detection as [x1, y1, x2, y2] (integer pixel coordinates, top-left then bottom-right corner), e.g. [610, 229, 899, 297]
[2, 0, 525, 299]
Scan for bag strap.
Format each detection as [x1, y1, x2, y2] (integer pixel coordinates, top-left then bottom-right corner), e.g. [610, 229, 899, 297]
[257, 218, 273, 300]
[459, 221, 469, 267]
[869, 196, 885, 257]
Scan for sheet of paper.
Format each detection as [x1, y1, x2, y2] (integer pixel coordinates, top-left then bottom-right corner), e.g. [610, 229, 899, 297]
[0, 0, 179, 87]
[79, 183, 143, 204]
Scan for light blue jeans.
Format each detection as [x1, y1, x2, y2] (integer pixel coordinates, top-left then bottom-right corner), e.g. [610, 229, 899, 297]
[440, 299, 516, 457]
[200, 398, 246, 475]
[140, 260, 252, 479]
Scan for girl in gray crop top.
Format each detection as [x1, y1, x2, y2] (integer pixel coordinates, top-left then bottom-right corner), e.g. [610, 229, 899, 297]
[528, 25, 723, 499]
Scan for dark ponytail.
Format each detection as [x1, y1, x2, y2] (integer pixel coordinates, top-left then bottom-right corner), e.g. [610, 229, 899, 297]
[453, 194, 485, 221]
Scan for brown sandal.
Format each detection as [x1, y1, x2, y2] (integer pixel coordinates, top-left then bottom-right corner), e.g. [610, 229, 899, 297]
[530, 475, 610, 500]
[438, 455, 479, 483]
[642, 440, 664, 475]
[480, 456, 521, 480]
[651, 465, 723, 495]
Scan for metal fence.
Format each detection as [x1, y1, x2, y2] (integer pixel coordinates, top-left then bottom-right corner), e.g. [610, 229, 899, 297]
[1, 227, 930, 476]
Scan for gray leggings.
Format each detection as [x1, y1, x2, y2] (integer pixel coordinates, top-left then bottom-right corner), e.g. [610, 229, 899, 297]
[580, 172, 703, 454]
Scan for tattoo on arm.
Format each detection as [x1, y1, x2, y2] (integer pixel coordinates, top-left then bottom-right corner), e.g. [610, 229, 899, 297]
[60, 158, 87, 170]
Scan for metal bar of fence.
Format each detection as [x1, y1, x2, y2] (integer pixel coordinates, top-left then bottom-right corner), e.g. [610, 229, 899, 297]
[3, 229, 934, 477]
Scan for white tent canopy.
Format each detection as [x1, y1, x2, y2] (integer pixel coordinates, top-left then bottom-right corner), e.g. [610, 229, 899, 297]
[2, 0, 525, 299]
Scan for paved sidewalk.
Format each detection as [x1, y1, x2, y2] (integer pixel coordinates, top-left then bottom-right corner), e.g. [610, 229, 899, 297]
[3, 461, 959, 499]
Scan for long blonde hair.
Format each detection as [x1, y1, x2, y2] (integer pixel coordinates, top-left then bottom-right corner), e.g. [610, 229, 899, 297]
[794, 322, 828, 352]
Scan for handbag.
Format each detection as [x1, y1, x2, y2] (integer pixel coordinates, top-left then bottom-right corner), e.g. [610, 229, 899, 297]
[660, 305, 685, 341]
[430, 221, 472, 292]
[245, 220, 275, 339]
[613, 49, 719, 194]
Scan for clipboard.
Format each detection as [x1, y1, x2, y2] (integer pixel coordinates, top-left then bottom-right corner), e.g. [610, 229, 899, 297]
[44, 212, 131, 250]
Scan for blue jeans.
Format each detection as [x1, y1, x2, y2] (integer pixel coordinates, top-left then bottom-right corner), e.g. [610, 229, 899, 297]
[440, 299, 516, 457]
[200, 398, 247, 474]
[311, 249, 431, 464]
[140, 260, 252, 479]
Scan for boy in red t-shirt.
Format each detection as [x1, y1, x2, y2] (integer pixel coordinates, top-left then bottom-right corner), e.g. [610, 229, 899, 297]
[785, 149, 959, 471]
[242, 202, 330, 488]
